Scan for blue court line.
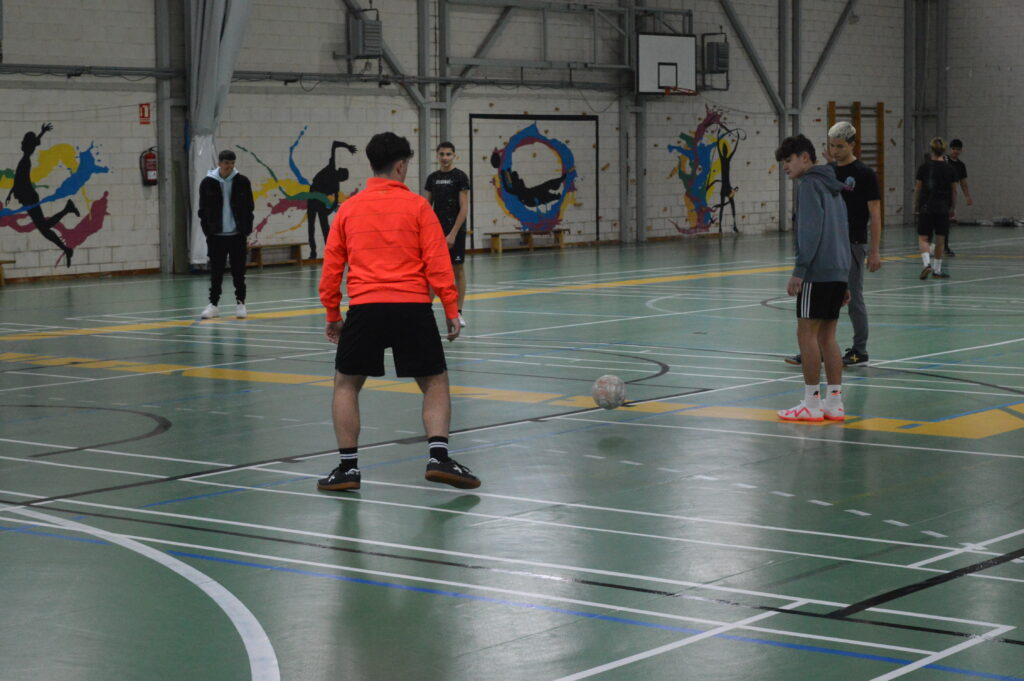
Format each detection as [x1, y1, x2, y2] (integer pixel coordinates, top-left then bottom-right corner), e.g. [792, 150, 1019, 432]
[4, 503, 1022, 676]
[140, 476, 309, 508]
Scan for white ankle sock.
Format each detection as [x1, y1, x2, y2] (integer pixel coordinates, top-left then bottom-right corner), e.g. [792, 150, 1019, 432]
[803, 385, 821, 407]
[921, 252, 931, 266]
[825, 384, 842, 404]
[933, 258, 942, 273]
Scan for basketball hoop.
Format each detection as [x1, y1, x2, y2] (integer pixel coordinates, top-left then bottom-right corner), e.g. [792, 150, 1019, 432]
[663, 86, 698, 97]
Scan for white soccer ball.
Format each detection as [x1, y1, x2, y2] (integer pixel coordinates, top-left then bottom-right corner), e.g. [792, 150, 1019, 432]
[591, 374, 626, 409]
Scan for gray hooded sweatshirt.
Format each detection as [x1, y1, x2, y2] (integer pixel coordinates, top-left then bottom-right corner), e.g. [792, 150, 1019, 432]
[793, 164, 851, 282]
[207, 167, 238, 235]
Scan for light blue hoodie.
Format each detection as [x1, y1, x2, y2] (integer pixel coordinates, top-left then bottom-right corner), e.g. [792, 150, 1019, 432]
[207, 167, 238, 235]
[793, 165, 851, 282]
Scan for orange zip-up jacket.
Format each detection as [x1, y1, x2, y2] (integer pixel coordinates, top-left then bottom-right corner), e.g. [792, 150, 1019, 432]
[319, 177, 458, 322]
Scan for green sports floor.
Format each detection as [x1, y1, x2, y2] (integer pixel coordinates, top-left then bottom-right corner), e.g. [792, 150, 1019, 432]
[1, 225, 1022, 681]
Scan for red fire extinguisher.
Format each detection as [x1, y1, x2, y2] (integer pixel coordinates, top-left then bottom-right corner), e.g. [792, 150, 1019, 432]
[140, 147, 158, 186]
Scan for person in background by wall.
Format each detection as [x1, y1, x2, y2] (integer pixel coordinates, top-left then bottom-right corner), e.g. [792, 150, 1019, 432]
[943, 138, 973, 257]
[785, 122, 881, 368]
[198, 149, 255, 319]
[776, 134, 851, 423]
[424, 142, 471, 327]
[914, 138, 959, 280]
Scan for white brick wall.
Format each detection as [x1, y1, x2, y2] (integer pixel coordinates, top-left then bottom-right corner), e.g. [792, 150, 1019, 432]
[1, 1, 1015, 281]
[947, 0, 1023, 221]
[3, 0, 155, 67]
[0, 88, 158, 279]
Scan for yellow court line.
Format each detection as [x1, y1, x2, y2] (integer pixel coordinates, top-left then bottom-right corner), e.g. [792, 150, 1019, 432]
[0, 264, 792, 341]
[3, 351, 1022, 440]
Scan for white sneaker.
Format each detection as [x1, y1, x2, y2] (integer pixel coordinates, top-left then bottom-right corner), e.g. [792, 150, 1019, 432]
[201, 303, 219, 319]
[458, 314, 467, 328]
[235, 303, 247, 319]
[822, 401, 846, 421]
[777, 401, 824, 422]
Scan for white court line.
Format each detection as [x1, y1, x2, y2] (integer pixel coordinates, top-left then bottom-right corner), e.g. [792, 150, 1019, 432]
[473, 302, 765, 338]
[183, 478, 1024, 585]
[1, 504, 281, 681]
[256, 472, 992, 556]
[0, 349, 330, 394]
[553, 415, 1024, 462]
[909, 527, 1024, 569]
[872, 337, 1024, 367]
[0, 514, 945, 660]
[869, 270, 1024, 296]
[552, 601, 808, 681]
[0, 490, 1005, 629]
[0, 454, 163, 478]
[867, 625, 1014, 681]
[0, 437, 228, 467]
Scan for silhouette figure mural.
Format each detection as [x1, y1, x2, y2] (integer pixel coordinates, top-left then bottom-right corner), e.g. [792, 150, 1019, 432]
[1, 123, 111, 267]
[306, 141, 357, 259]
[490, 123, 578, 233]
[238, 128, 357, 251]
[667, 108, 745, 235]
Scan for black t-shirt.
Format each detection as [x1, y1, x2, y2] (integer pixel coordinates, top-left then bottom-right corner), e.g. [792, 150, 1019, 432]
[425, 168, 470, 235]
[915, 160, 959, 214]
[946, 157, 967, 181]
[830, 159, 880, 244]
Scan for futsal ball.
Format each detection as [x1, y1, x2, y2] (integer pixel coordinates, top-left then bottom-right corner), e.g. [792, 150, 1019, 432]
[592, 375, 626, 409]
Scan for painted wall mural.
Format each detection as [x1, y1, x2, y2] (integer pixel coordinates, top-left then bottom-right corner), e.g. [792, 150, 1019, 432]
[0, 123, 111, 267]
[667, 108, 746, 235]
[489, 123, 579, 234]
[238, 127, 358, 258]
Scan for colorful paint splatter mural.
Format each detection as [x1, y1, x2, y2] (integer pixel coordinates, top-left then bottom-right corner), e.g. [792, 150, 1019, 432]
[489, 123, 578, 234]
[0, 123, 111, 267]
[238, 127, 357, 257]
[667, 108, 746, 235]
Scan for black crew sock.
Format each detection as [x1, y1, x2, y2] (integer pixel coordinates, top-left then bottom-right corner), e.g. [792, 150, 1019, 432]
[427, 436, 450, 462]
[339, 447, 358, 471]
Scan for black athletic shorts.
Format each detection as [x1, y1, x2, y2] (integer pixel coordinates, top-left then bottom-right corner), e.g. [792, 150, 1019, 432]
[917, 212, 950, 238]
[796, 281, 847, 320]
[335, 303, 447, 377]
[448, 226, 467, 265]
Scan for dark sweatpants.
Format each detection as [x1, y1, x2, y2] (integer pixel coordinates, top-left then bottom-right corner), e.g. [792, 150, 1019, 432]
[208, 234, 248, 305]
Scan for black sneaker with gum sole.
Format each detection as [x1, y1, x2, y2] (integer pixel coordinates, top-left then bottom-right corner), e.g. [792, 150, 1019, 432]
[317, 466, 361, 491]
[425, 458, 481, 489]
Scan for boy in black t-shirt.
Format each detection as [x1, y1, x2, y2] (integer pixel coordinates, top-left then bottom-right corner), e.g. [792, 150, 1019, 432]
[424, 142, 471, 327]
[942, 138, 973, 257]
[914, 138, 959, 279]
[784, 122, 881, 368]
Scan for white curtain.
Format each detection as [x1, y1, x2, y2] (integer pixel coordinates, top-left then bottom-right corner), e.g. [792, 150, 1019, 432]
[188, 0, 252, 265]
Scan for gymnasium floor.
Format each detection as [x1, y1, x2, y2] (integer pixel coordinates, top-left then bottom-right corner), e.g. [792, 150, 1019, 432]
[1, 225, 1022, 681]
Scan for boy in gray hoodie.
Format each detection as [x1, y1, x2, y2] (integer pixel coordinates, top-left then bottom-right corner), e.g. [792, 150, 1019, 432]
[775, 135, 851, 422]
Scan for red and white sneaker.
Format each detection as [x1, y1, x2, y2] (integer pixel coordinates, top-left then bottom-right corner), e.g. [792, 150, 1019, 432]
[822, 402, 846, 421]
[777, 401, 824, 422]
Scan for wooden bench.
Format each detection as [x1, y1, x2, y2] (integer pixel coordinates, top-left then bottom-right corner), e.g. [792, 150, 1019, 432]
[0, 259, 14, 286]
[486, 229, 568, 254]
[247, 242, 307, 270]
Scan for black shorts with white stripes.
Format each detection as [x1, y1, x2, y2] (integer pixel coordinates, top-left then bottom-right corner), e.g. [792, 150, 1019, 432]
[796, 281, 847, 320]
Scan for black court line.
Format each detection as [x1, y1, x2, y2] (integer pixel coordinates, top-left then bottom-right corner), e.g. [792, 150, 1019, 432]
[3, 405, 172, 458]
[8, 503, 1021, 648]
[2, 390, 702, 508]
[829, 545, 1024, 619]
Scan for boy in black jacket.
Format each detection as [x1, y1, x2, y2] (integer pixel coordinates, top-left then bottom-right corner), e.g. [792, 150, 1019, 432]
[198, 150, 255, 319]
